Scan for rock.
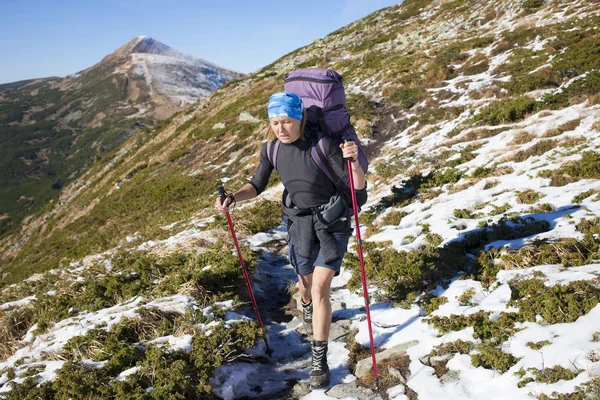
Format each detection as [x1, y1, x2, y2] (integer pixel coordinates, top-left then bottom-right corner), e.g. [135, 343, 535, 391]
[326, 380, 382, 400]
[440, 369, 461, 384]
[354, 341, 418, 380]
[292, 291, 303, 312]
[419, 353, 453, 367]
[286, 316, 302, 331]
[331, 301, 346, 311]
[388, 366, 406, 383]
[329, 319, 351, 342]
[212, 122, 226, 129]
[238, 112, 261, 123]
[292, 382, 312, 398]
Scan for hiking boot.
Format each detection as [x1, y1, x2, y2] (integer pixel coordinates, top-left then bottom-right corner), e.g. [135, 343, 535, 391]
[301, 299, 313, 335]
[310, 340, 330, 389]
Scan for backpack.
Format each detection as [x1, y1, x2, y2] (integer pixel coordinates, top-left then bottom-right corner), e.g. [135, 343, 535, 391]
[266, 68, 369, 186]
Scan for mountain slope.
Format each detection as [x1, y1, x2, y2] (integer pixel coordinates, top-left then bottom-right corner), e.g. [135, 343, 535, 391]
[0, 0, 600, 398]
[0, 36, 242, 239]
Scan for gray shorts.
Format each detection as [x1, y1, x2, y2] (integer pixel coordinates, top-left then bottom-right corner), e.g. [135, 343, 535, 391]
[288, 231, 352, 276]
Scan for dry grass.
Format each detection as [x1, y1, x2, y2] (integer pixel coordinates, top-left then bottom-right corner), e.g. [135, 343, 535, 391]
[545, 119, 582, 137]
[511, 131, 537, 145]
[178, 281, 210, 306]
[492, 166, 514, 176]
[0, 304, 36, 361]
[483, 179, 500, 190]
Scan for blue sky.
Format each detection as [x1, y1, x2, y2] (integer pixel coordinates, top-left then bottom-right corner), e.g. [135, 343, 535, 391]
[0, 0, 401, 84]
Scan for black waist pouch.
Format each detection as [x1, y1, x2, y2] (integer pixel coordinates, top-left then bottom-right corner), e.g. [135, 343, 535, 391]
[315, 194, 348, 228]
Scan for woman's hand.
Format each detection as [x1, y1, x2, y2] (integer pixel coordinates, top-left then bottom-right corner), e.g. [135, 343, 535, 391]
[215, 195, 234, 214]
[340, 141, 359, 164]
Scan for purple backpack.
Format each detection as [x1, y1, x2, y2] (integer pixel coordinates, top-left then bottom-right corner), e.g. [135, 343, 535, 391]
[266, 68, 369, 186]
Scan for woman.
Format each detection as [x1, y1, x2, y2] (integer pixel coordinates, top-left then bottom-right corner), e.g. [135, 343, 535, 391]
[215, 91, 367, 388]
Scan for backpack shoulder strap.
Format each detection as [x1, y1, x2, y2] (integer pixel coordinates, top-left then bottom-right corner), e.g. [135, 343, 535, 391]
[310, 132, 342, 188]
[266, 139, 281, 170]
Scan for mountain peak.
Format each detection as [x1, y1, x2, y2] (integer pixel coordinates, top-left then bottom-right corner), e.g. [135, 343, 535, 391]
[129, 36, 172, 56]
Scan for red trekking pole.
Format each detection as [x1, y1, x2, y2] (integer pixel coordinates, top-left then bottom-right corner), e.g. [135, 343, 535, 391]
[216, 186, 271, 355]
[342, 138, 379, 391]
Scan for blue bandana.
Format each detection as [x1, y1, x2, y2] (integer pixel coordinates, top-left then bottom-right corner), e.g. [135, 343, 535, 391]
[268, 91, 304, 121]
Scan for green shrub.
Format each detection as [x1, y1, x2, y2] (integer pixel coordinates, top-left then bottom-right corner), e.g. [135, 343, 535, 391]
[381, 210, 409, 226]
[572, 189, 599, 204]
[512, 140, 556, 162]
[471, 343, 521, 373]
[473, 96, 537, 125]
[554, 35, 600, 78]
[538, 377, 600, 399]
[429, 339, 475, 356]
[458, 288, 476, 306]
[550, 152, 600, 186]
[390, 87, 425, 109]
[518, 365, 583, 388]
[346, 93, 375, 121]
[233, 199, 283, 234]
[453, 209, 473, 219]
[517, 189, 541, 204]
[526, 340, 551, 350]
[428, 311, 521, 343]
[423, 296, 449, 315]
[500, 238, 592, 270]
[509, 279, 600, 324]
[489, 203, 511, 216]
[523, 0, 544, 8]
[463, 61, 489, 76]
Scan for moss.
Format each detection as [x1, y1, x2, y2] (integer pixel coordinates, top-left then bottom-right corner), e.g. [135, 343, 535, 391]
[509, 278, 600, 324]
[593, 332, 600, 342]
[526, 340, 551, 350]
[537, 169, 553, 178]
[471, 343, 521, 373]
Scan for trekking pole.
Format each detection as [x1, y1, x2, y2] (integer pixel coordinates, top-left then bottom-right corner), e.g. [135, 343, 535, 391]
[341, 138, 379, 392]
[216, 186, 271, 355]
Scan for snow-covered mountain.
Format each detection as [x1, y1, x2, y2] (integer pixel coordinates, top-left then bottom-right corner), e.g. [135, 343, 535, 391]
[0, 36, 242, 240]
[105, 36, 243, 106]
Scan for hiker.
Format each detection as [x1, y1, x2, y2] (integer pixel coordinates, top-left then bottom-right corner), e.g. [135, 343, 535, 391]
[215, 90, 367, 388]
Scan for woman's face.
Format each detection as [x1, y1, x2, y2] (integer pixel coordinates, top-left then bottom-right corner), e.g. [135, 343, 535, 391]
[270, 116, 301, 143]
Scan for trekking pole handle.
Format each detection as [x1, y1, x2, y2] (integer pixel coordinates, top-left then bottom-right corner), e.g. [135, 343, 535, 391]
[341, 135, 355, 162]
[216, 185, 226, 203]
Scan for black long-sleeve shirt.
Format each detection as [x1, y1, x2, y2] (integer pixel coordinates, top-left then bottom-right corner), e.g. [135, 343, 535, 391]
[249, 135, 367, 210]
